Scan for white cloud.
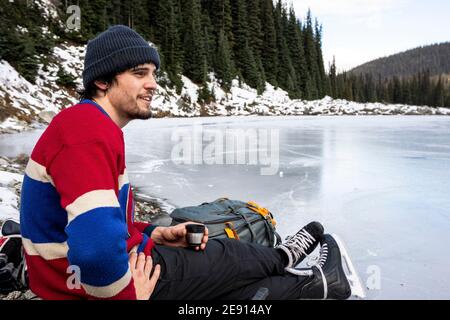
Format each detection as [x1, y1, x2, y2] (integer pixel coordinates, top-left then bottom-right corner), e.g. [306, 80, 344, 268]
[287, 0, 410, 30]
[288, 0, 408, 19]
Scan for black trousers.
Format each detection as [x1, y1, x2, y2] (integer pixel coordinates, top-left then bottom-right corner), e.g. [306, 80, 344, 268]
[150, 238, 309, 300]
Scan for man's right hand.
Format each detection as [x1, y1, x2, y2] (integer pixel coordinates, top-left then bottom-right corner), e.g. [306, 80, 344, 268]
[129, 252, 160, 300]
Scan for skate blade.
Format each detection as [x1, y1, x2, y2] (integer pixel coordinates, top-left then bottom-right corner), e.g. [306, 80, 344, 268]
[331, 233, 366, 299]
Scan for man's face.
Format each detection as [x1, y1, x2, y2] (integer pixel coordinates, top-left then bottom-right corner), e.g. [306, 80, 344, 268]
[107, 63, 157, 121]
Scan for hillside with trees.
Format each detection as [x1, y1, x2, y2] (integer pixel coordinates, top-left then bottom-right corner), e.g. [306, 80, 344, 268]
[329, 42, 450, 108]
[0, 0, 448, 112]
[349, 42, 450, 80]
[0, 0, 328, 101]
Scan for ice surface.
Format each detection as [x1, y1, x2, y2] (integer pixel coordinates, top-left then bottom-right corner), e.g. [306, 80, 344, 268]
[124, 115, 450, 299]
[2, 115, 449, 299]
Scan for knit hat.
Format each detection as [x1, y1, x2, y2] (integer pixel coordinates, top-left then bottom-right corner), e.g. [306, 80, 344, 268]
[82, 25, 160, 89]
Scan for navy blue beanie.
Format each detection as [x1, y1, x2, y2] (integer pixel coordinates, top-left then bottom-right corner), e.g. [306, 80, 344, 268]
[82, 25, 160, 89]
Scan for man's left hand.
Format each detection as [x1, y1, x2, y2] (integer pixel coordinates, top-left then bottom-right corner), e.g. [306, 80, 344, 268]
[151, 222, 208, 250]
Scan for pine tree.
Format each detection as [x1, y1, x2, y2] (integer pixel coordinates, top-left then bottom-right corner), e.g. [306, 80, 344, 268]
[181, 0, 207, 84]
[400, 79, 412, 105]
[231, 0, 263, 90]
[392, 76, 402, 103]
[418, 70, 432, 105]
[363, 73, 376, 102]
[445, 90, 450, 108]
[246, 0, 266, 89]
[157, 0, 183, 92]
[287, 6, 307, 98]
[432, 75, 445, 107]
[201, 6, 215, 71]
[274, 0, 298, 97]
[210, 0, 234, 52]
[260, 0, 278, 86]
[303, 9, 319, 99]
[410, 73, 419, 105]
[329, 57, 337, 97]
[315, 20, 328, 97]
[215, 28, 234, 90]
[246, 0, 263, 58]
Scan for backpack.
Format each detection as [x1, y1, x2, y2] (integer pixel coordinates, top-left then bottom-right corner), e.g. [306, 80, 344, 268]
[0, 219, 28, 294]
[170, 198, 282, 247]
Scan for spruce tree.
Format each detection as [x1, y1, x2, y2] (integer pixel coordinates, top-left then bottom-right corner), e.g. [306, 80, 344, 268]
[303, 9, 319, 99]
[246, 0, 266, 89]
[231, 0, 263, 90]
[215, 28, 234, 90]
[211, 0, 234, 52]
[329, 57, 337, 97]
[314, 20, 328, 97]
[157, 0, 183, 92]
[260, 0, 278, 86]
[287, 6, 307, 98]
[274, 0, 298, 97]
[181, 0, 207, 84]
[432, 75, 445, 107]
[201, 5, 215, 70]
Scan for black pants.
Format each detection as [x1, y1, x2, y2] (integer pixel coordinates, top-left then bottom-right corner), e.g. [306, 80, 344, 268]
[150, 238, 309, 300]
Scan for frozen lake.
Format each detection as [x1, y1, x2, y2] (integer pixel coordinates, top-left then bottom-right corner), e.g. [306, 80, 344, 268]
[1, 115, 449, 299]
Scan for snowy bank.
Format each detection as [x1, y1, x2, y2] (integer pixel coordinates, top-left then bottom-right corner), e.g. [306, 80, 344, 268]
[2, 42, 450, 135]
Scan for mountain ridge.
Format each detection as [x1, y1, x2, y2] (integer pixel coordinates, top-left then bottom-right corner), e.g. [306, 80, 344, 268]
[349, 42, 450, 80]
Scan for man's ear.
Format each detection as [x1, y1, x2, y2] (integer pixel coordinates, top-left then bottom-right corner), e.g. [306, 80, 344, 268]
[94, 80, 109, 91]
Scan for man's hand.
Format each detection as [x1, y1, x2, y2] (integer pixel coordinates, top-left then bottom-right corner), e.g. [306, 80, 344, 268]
[151, 222, 209, 250]
[129, 252, 160, 300]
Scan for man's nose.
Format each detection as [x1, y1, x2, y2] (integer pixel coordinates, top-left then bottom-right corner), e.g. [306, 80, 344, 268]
[144, 75, 157, 90]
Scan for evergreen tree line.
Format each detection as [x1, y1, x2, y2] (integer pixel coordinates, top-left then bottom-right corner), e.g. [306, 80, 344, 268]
[0, 0, 57, 83]
[329, 61, 450, 108]
[350, 42, 450, 80]
[58, 0, 328, 99]
[2, 0, 448, 109]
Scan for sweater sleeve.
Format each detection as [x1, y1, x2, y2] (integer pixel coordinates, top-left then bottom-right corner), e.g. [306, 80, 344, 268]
[133, 222, 158, 238]
[49, 140, 136, 300]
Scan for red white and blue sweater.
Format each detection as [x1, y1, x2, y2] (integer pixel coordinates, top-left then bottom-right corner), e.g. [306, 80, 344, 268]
[20, 99, 156, 300]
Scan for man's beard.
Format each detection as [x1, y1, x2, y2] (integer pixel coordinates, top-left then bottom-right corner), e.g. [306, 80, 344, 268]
[126, 105, 152, 119]
[119, 96, 153, 120]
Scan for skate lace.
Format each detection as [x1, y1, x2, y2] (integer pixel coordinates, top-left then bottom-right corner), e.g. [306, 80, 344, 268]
[318, 243, 328, 267]
[284, 229, 315, 259]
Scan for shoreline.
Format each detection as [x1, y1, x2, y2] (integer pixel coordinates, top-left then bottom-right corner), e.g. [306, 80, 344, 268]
[1, 111, 450, 136]
[0, 154, 171, 300]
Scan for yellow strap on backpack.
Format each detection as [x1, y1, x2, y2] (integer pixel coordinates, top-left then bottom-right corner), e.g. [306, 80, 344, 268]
[224, 222, 240, 240]
[246, 201, 277, 227]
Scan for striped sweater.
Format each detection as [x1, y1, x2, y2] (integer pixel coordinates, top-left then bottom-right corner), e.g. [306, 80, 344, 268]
[20, 99, 156, 300]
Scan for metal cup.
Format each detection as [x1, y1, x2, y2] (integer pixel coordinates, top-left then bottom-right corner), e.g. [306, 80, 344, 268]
[185, 224, 205, 247]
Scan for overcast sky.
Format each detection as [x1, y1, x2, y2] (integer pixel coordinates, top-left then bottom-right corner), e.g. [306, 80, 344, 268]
[285, 0, 450, 72]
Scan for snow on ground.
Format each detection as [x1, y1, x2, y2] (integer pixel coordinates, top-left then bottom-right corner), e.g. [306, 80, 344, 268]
[52, 44, 85, 89]
[35, 0, 60, 21]
[0, 57, 75, 125]
[0, 171, 23, 222]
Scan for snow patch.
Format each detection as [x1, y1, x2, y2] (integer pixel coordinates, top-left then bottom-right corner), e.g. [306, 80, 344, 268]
[0, 171, 23, 221]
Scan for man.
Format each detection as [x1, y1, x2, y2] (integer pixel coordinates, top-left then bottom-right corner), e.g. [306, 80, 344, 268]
[19, 25, 351, 300]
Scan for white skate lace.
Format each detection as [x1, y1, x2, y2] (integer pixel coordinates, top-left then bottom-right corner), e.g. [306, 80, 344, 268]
[318, 243, 328, 267]
[316, 242, 329, 299]
[284, 229, 315, 260]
